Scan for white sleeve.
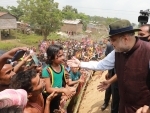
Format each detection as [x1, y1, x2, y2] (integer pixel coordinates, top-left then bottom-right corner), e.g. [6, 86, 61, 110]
[80, 50, 115, 71]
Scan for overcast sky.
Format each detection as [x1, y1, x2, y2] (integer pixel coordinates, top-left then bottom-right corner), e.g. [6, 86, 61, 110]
[1, 0, 150, 24]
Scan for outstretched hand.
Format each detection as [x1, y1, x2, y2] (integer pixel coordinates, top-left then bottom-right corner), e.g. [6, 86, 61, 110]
[97, 81, 110, 92]
[67, 57, 80, 67]
[46, 91, 57, 102]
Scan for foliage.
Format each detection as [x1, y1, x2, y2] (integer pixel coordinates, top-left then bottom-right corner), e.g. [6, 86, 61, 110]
[105, 17, 120, 25]
[17, 0, 62, 40]
[62, 5, 78, 20]
[89, 16, 120, 25]
[77, 13, 90, 31]
[0, 6, 8, 12]
[7, 6, 23, 21]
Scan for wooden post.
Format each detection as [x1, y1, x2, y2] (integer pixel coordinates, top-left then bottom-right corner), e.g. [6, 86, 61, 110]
[9, 29, 11, 37]
[0, 30, 1, 41]
[73, 71, 91, 113]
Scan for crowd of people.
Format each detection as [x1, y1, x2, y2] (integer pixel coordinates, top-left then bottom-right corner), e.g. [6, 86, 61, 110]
[38, 37, 107, 61]
[0, 19, 150, 113]
[0, 32, 108, 113]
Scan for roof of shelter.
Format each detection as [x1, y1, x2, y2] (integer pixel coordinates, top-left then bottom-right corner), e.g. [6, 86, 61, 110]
[0, 12, 7, 17]
[62, 19, 82, 25]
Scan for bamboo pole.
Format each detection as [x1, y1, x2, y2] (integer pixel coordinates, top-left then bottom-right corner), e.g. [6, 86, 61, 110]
[73, 71, 92, 113]
[0, 30, 1, 40]
[63, 70, 92, 113]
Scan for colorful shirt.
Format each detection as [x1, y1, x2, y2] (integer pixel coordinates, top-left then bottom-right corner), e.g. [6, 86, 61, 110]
[42, 65, 64, 88]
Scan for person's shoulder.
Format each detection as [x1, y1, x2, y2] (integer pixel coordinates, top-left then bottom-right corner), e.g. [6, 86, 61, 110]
[42, 65, 50, 77]
[24, 106, 39, 113]
[140, 40, 150, 50]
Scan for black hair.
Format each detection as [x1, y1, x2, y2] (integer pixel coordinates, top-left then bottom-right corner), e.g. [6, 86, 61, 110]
[46, 44, 63, 64]
[9, 69, 37, 93]
[73, 49, 78, 56]
[141, 24, 150, 33]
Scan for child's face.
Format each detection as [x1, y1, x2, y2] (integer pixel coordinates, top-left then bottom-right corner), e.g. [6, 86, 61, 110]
[71, 67, 78, 73]
[53, 50, 65, 64]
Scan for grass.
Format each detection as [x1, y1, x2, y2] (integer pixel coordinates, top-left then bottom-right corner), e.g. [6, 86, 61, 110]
[0, 30, 66, 50]
[0, 30, 106, 51]
[0, 42, 21, 50]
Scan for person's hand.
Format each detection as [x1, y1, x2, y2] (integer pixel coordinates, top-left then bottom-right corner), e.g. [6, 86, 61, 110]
[97, 80, 110, 92]
[53, 106, 66, 113]
[136, 105, 150, 113]
[66, 85, 76, 96]
[62, 88, 73, 99]
[53, 109, 61, 113]
[3, 47, 28, 59]
[67, 57, 80, 67]
[78, 78, 85, 83]
[46, 91, 57, 102]
[23, 54, 32, 62]
[60, 95, 68, 103]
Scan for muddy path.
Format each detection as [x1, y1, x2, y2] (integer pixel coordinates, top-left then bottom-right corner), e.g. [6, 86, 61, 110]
[78, 71, 111, 113]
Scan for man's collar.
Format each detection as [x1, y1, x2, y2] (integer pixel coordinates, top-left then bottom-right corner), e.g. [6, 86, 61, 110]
[124, 37, 141, 56]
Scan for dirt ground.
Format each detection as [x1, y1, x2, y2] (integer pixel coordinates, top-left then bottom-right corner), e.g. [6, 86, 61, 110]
[78, 71, 111, 113]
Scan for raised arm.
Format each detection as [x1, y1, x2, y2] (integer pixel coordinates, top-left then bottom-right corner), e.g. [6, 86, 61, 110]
[0, 47, 27, 71]
[67, 50, 115, 71]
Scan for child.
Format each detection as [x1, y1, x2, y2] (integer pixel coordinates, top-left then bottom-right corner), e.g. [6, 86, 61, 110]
[68, 67, 84, 86]
[42, 44, 75, 113]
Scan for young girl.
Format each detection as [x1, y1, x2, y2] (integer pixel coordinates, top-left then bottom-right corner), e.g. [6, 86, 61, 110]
[42, 44, 74, 113]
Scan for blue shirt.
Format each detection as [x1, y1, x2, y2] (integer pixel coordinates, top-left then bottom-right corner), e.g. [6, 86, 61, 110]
[69, 71, 81, 81]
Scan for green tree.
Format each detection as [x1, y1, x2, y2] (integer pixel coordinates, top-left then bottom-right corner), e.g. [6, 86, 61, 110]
[7, 6, 23, 20]
[62, 5, 78, 13]
[0, 6, 8, 12]
[17, 0, 62, 40]
[77, 13, 90, 30]
[62, 5, 78, 19]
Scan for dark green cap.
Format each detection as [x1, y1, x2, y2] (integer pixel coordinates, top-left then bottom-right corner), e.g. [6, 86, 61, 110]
[108, 20, 141, 37]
